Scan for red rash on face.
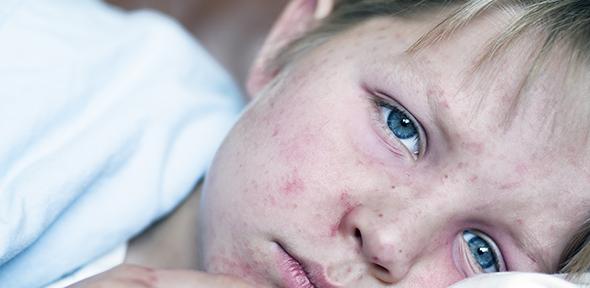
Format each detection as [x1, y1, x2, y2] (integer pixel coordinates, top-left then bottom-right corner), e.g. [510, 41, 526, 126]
[272, 126, 280, 137]
[278, 133, 312, 163]
[330, 192, 361, 237]
[281, 169, 305, 196]
[515, 163, 529, 176]
[340, 192, 358, 212]
[498, 181, 522, 190]
[265, 194, 277, 206]
[461, 141, 485, 155]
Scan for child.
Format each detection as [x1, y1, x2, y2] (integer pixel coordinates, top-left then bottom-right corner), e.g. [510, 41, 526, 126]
[5, 0, 590, 287]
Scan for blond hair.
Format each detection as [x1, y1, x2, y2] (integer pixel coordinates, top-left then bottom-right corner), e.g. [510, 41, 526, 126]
[278, 0, 590, 281]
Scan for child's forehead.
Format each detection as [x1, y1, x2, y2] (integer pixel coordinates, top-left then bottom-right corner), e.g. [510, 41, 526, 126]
[361, 13, 590, 158]
[317, 14, 590, 175]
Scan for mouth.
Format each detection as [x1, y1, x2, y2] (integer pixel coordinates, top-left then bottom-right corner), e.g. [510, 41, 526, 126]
[275, 242, 339, 288]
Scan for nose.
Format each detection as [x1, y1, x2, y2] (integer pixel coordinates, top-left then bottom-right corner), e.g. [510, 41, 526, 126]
[341, 206, 418, 284]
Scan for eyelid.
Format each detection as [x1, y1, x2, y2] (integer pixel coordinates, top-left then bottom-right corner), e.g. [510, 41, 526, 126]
[370, 90, 428, 159]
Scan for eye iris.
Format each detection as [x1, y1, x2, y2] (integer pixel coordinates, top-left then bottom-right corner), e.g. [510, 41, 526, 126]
[467, 235, 497, 270]
[386, 108, 418, 140]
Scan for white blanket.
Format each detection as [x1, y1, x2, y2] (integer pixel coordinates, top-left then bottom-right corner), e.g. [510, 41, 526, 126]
[0, 0, 243, 287]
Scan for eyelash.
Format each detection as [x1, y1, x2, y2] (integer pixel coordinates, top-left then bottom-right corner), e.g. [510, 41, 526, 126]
[369, 91, 427, 159]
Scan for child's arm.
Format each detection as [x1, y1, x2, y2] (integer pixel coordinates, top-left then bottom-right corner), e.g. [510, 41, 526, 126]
[67, 264, 259, 288]
[450, 272, 585, 288]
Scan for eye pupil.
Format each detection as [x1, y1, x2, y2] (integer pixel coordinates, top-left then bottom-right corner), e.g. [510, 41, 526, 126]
[387, 107, 418, 140]
[467, 234, 497, 270]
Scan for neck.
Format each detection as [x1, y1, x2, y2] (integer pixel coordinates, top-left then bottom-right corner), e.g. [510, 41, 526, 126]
[125, 181, 203, 269]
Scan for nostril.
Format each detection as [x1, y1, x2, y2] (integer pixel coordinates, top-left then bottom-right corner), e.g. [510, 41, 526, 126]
[372, 263, 395, 284]
[354, 228, 362, 246]
[373, 263, 389, 274]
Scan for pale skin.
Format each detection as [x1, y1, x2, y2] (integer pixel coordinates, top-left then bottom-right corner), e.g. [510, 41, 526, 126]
[72, 0, 589, 287]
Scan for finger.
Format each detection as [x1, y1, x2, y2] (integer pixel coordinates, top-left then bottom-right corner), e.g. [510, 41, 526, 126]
[67, 265, 158, 288]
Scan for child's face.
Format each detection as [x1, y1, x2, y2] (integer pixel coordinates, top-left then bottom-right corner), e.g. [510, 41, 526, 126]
[198, 11, 590, 288]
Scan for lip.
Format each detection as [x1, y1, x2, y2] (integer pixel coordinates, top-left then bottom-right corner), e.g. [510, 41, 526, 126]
[275, 242, 340, 288]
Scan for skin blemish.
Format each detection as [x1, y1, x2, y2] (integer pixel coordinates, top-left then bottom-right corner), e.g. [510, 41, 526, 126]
[265, 195, 277, 206]
[329, 192, 360, 237]
[461, 141, 485, 155]
[280, 169, 305, 196]
[498, 181, 522, 190]
[515, 163, 529, 176]
[426, 87, 444, 100]
[469, 175, 478, 183]
[340, 192, 359, 212]
[329, 223, 339, 237]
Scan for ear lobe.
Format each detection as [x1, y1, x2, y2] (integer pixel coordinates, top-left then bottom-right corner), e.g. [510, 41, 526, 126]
[246, 0, 334, 97]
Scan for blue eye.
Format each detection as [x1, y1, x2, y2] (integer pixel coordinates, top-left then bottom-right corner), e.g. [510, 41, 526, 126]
[379, 103, 422, 157]
[462, 230, 503, 273]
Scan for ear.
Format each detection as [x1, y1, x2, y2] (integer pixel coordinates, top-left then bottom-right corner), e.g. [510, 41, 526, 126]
[246, 0, 335, 97]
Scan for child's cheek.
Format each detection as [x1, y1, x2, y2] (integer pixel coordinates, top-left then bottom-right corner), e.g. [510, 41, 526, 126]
[249, 101, 359, 238]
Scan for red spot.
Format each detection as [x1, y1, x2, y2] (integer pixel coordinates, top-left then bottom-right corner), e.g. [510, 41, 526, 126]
[515, 163, 528, 175]
[462, 142, 485, 155]
[340, 192, 357, 212]
[499, 181, 520, 190]
[329, 192, 360, 237]
[427, 88, 444, 99]
[281, 170, 305, 195]
[329, 223, 339, 237]
[272, 126, 280, 137]
[469, 175, 478, 182]
[278, 130, 316, 162]
[267, 195, 277, 206]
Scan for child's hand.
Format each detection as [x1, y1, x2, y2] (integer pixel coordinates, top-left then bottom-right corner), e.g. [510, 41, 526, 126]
[449, 272, 582, 288]
[67, 264, 259, 288]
